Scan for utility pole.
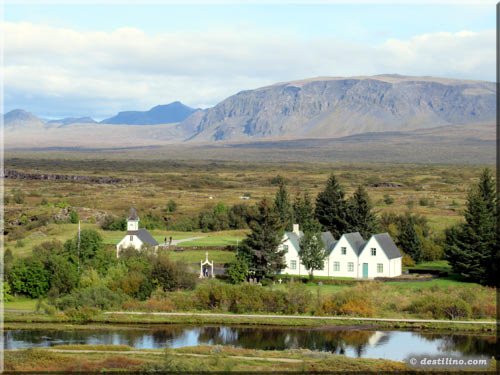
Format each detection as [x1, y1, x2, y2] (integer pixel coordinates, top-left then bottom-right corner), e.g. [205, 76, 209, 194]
[77, 220, 81, 275]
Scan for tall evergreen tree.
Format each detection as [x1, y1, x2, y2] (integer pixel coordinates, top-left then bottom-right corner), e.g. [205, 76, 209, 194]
[293, 191, 316, 232]
[397, 214, 423, 263]
[445, 169, 496, 285]
[347, 185, 379, 238]
[298, 219, 326, 280]
[274, 178, 293, 231]
[315, 173, 349, 238]
[238, 198, 286, 280]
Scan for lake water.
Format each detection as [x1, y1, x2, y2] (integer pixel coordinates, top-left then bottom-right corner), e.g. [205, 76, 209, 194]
[4, 325, 495, 362]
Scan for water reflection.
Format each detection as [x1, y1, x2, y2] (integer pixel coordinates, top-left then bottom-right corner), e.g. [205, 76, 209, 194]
[4, 325, 495, 362]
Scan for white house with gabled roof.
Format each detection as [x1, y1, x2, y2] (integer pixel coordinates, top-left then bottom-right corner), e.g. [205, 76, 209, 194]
[279, 224, 402, 279]
[116, 207, 159, 257]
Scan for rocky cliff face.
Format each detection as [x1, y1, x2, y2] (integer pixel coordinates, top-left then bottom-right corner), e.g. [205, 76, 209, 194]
[183, 75, 495, 141]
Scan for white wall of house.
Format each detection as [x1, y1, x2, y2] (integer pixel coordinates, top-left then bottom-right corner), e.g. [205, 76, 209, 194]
[116, 234, 144, 256]
[328, 235, 361, 278]
[358, 236, 401, 278]
[127, 219, 139, 231]
[280, 236, 305, 276]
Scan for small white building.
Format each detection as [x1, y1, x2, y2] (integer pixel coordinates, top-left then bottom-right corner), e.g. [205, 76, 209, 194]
[279, 224, 402, 279]
[116, 208, 159, 257]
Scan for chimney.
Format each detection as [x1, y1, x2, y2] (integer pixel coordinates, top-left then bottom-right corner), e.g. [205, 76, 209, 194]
[292, 223, 300, 235]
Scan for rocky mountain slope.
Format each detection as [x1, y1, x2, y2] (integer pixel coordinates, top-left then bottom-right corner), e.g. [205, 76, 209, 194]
[4, 109, 45, 130]
[183, 75, 495, 141]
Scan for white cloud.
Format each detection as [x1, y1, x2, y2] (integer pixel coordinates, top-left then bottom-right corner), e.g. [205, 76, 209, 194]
[3, 21, 495, 118]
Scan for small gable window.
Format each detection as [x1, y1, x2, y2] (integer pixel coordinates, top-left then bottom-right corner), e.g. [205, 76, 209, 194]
[371, 248, 376, 256]
[290, 260, 297, 270]
[341, 247, 347, 255]
[333, 262, 340, 272]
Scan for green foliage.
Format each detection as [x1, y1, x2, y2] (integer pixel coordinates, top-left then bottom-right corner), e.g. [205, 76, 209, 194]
[396, 214, 423, 263]
[226, 258, 249, 284]
[346, 185, 379, 238]
[166, 199, 178, 213]
[298, 220, 326, 280]
[1, 281, 13, 302]
[383, 194, 394, 205]
[315, 173, 349, 238]
[56, 285, 126, 310]
[69, 209, 79, 224]
[152, 252, 196, 291]
[9, 258, 50, 298]
[238, 198, 285, 279]
[100, 215, 127, 231]
[64, 228, 104, 265]
[407, 294, 472, 320]
[274, 178, 293, 230]
[293, 191, 316, 232]
[445, 169, 497, 286]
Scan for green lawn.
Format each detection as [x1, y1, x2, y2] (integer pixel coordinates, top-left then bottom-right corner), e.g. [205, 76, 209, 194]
[384, 275, 478, 289]
[410, 260, 452, 272]
[4, 297, 37, 311]
[168, 250, 236, 264]
[176, 230, 247, 248]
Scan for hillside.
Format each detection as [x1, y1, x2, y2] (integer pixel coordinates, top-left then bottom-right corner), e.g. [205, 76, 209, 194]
[101, 101, 198, 125]
[4, 109, 45, 130]
[183, 75, 495, 141]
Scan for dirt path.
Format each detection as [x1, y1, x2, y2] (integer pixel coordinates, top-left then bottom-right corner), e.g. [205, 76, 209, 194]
[103, 311, 495, 325]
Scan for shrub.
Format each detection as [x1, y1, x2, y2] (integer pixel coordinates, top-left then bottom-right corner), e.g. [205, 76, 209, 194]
[56, 285, 126, 311]
[383, 194, 394, 205]
[12, 189, 25, 204]
[166, 199, 178, 213]
[100, 215, 126, 231]
[69, 210, 79, 224]
[63, 306, 100, 323]
[406, 293, 472, 320]
[152, 254, 196, 291]
[319, 283, 377, 317]
[226, 258, 249, 284]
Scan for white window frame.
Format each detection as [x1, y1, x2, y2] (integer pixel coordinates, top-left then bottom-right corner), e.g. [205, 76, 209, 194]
[333, 262, 340, 272]
[341, 247, 347, 255]
[290, 260, 297, 270]
[348, 262, 354, 272]
[371, 248, 377, 256]
[377, 263, 383, 273]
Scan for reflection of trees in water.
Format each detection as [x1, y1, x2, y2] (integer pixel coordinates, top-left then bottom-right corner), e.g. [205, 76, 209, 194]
[428, 333, 496, 357]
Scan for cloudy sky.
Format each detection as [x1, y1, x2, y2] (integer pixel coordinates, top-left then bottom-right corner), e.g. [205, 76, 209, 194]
[3, 2, 495, 119]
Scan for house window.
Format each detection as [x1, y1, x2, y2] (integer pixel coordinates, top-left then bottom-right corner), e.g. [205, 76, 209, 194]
[348, 262, 354, 272]
[130, 235, 133, 241]
[283, 245, 289, 251]
[371, 248, 377, 256]
[377, 263, 383, 273]
[290, 260, 297, 270]
[333, 262, 340, 272]
[341, 247, 347, 255]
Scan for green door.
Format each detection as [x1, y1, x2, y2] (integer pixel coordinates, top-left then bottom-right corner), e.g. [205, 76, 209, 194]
[362, 263, 369, 278]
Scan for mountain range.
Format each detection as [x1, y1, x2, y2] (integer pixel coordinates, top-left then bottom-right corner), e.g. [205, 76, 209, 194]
[3, 75, 496, 163]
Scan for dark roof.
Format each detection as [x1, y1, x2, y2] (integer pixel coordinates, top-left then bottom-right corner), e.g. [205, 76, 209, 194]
[128, 228, 158, 246]
[372, 233, 402, 259]
[128, 207, 139, 220]
[343, 232, 366, 256]
[285, 231, 336, 253]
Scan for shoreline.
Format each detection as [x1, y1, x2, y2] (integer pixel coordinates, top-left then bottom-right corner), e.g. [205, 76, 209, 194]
[4, 311, 496, 332]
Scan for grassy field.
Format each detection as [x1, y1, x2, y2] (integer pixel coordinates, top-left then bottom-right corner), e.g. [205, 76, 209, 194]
[3, 345, 411, 372]
[4, 158, 491, 261]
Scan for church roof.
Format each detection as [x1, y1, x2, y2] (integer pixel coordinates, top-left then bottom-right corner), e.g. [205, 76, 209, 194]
[128, 207, 139, 220]
[128, 228, 159, 246]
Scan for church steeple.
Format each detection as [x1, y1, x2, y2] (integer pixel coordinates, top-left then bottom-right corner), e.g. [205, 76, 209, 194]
[127, 207, 139, 231]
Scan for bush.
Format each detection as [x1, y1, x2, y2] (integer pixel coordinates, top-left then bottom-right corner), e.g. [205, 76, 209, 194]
[100, 215, 126, 231]
[383, 194, 394, 205]
[406, 293, 471, 320]
[152, 253, 196, 291]
[69, 210, 79, 224]
[319, 283, 377, 317]
[166, 199, 177, 213]
[63, 306, 101, 323]
[56, 285, 127, 311]
[12, 189, 25, 204]
[226, 258, 249, 284]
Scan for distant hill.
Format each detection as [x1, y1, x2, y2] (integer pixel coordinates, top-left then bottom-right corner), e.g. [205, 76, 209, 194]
[4, 109, 45, 130]
[47, 117, 97, 126]
[101, 101, 198, 125]
[183, 75, 495, 141]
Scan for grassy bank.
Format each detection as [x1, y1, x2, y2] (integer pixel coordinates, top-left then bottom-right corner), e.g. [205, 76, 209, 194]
[4, 311, 495, 332]
[3, 345, 411, 372]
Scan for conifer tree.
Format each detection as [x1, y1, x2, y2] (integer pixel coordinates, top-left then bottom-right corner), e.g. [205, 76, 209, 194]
[274, 178, 293, 231]
[315, 173, 349, 238]
[347, 185, 379, 238]
[238, 198, 286, 280]
[445, 168, 497, 285]
[293, 191, 316, 232]
[397, 214, 423, 263]
[298, 219, 326, 280]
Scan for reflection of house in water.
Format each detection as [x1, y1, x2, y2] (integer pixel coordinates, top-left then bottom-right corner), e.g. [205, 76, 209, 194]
[367, 331, 390, 346]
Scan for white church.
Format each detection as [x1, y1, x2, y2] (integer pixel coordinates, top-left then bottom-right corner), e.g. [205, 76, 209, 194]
[116, 208, 159, 257]
[280, 224, 402, 279]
